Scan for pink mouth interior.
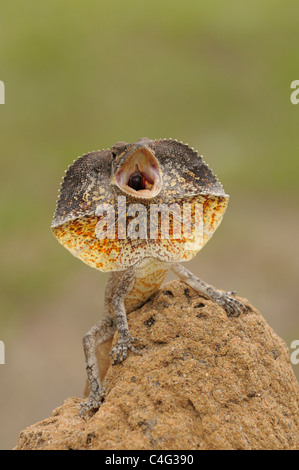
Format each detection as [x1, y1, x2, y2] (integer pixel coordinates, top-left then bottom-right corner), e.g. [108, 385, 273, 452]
[114, 149, 162, 198]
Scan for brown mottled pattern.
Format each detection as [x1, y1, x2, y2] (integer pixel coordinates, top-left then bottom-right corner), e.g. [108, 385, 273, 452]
[52, 194, 228, 271]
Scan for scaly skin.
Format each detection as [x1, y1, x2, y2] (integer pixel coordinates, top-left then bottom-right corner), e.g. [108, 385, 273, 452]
[51, 137, 247, 416]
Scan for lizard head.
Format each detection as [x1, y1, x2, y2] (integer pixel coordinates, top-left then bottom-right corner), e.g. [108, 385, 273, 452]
[51, 138, 229, 271]
[110, 138, 162, 199]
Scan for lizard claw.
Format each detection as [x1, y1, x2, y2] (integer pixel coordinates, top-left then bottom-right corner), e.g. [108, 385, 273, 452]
[226, 290, 237, 296]
[213, 291, 248, 317]
[79, 387, 106, 417]
[110, 336, 142, 364]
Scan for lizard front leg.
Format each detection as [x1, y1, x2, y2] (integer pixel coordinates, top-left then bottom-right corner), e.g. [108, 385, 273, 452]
[80, 266, 142, 416]
[172, 263, 247, 317]
[109, 267, 142, 364]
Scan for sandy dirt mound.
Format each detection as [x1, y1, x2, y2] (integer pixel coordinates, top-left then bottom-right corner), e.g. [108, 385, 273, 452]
[15, 281, 299, 450]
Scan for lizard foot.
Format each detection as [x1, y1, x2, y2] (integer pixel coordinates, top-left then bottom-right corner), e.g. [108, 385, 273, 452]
[110, 335, 142, 365]
[79, 387, 106, 417]
[210, 290, 248, 317]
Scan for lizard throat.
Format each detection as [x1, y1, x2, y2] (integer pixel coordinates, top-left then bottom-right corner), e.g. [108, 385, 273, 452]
[113, 149, 162, 199]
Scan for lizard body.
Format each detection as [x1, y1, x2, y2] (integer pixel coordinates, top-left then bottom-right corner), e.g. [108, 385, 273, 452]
[51, 137, 247, 415]
[123, 257, 170, 314]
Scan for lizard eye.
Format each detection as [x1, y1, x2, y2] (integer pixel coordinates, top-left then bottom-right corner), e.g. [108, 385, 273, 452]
[111, 141, 128, 159]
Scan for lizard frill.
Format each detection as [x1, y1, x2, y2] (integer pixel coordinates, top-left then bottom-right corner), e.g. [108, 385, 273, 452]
[51, 138, 229, 271]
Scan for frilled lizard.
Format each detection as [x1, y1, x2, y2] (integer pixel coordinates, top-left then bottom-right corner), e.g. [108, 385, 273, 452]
[51, 137, 246, 416]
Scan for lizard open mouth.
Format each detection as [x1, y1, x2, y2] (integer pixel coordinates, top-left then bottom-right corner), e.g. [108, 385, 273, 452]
[114, 147, 162, 199]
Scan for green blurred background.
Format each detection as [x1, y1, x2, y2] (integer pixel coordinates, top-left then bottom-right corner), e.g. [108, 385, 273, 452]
[0, 0, 298, 449]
